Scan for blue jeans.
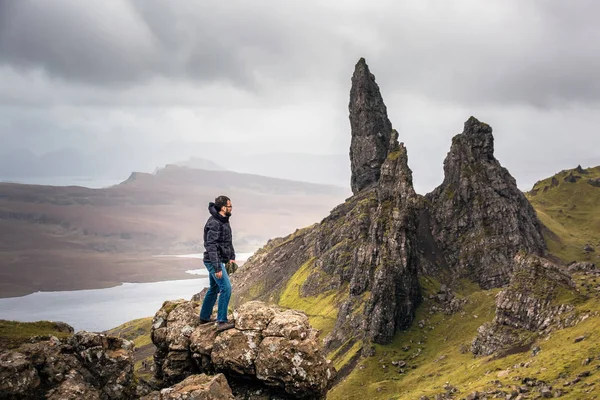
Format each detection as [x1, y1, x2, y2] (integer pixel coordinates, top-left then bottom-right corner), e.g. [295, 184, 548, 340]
[199, 261, 231, 323]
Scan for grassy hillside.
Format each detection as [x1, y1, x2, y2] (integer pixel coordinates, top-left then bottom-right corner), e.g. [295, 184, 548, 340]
[0, 320, 73, 349]
[104, 317, 154, 380]
[526, 166, 600, 264]
[328, 273, 600, 399]
[326, 166, 600, 398]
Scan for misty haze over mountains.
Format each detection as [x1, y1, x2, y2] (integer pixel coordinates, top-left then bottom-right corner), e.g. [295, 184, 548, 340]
[0, 141, 351, 188]
[2, 141, 598, 194]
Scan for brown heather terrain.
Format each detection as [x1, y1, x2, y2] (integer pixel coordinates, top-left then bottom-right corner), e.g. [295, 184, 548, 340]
[0, 165, 349, 298]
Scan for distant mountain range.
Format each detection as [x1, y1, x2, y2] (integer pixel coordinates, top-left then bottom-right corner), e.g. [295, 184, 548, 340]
[0, 144, 351, 188]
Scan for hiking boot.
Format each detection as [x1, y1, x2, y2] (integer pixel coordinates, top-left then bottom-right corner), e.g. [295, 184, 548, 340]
[199, 318, 215, 325]
[216, 321, 235, 332]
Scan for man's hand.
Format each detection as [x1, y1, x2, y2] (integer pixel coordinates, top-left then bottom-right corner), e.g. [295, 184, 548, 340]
[230, 260, 236, 265]
[215, 271, 223, 279]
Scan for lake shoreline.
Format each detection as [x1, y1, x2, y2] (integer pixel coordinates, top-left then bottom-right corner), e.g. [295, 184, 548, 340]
[0, 277, 211, 332]
[0, 252, 254, 300]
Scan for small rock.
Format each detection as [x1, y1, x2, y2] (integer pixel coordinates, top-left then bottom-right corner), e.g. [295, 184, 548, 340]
[574, 336, 586, 343]
[498, 369, 511, 378]
[578, 371, 591, 378]
[582, 357, 592, 366]
[540, 386, 552, 398]
[466, 391, 479, 400]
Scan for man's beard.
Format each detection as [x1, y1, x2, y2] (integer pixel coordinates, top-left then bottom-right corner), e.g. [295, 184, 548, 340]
[225, 211, 232, 217]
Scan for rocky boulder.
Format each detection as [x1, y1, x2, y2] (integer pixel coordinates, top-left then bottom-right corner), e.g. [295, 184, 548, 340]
[151, 300, 336, 399]
[472, 254, 579, 356]
[426, 117, 547, 289]
[564, 172, 582, 183]
[567, 261, 597, 273]
[0, 331, 135, 400]
[141, 373, 233, 400]
[588, 178, 600, 187]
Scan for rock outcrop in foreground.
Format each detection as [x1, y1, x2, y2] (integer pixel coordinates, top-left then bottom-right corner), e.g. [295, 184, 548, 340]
[472, 254, 579, 356]
[141, 374, 233, 400]
[151, 300, 336, 399]
[0, 331, 136, 400]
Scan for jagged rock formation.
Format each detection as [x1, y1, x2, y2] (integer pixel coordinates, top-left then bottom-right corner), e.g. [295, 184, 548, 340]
[151, 300, 336, 399]
[425, 117, 546, 289]
[472, 254, 579, 356]
[349, 57, 394, 194]
[0, 331, 136, 400]
[141, 374, 234, 400]
[233, 60, 550, 361]
[233, 60, 422, 353]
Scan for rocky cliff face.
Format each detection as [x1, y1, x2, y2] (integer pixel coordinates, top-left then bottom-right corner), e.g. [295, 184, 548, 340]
[233, 60, 550, 361]
[472, 254, 579, 356]
[425, 117, 547, 289]
[0, 331, 136, 400]
[151, 300, 336, 399]
[233, 59, 422, 353]
[349, 57, 394, 194]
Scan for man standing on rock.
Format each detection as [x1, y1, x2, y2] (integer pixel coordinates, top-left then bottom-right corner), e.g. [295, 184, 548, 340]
[199, 195, 236, 332]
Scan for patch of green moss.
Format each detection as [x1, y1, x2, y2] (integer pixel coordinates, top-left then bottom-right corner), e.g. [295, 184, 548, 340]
[278, 258, 347, 337]
[386, 150, 401, 162]
[105, 317, 153, 348]
[332, 340, 363, 371]
[418, 276, 441, 297]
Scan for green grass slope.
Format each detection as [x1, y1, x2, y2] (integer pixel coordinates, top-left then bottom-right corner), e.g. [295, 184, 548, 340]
[526, 166, 600, 264]
[0, 320, 73, 350]
[104, 317, 154, 380]
[329, 275, 600, 399]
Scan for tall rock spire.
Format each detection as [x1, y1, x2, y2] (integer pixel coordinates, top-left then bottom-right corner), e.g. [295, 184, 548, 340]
[349, 58, 393, 194]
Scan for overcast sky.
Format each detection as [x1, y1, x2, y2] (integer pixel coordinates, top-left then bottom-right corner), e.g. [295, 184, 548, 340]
[1, 0, 599, 193]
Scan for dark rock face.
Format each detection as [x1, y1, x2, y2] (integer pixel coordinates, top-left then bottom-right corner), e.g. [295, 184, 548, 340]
[349, 57, 393, 194]
[359, 135, 421, 344]
[426, 117, 547, 289]
[233, 60, 422, 350]
[588, 178, 600, 187]
[233, 61, 551, 361]
[151, 300, 336, 399]
[0, 332, 135, 400]
[564, 172, 582, 183]
[472, 254, 578, 356]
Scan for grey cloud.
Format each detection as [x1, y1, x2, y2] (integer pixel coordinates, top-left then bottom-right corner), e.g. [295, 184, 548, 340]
[0, 0, 342, 89]
[0, 0, 599, 195]
[1, 0, 599, 108]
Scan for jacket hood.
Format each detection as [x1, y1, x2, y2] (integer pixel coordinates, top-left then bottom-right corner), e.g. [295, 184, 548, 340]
[208, 202, 229, 222]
